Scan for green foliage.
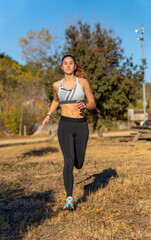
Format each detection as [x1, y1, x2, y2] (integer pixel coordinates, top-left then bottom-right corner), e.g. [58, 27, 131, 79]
[1, 104, 20, 134]
[97, 119, 112, 131]
[0, 21, 145, 134]
[0, 53, 47, 135]
[0, 55, 20, 92]
[134, 99, 143, 109]
[63, 21, 143, 129]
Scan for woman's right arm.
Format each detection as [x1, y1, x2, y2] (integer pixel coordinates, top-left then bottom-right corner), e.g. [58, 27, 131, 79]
[42, 82, 60, 127]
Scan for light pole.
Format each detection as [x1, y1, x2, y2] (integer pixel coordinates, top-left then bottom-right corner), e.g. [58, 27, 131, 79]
[135, 24, 146, 122]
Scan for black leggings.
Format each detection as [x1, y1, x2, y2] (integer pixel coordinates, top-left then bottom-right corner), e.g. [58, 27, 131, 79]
[58, 116, 89, 197]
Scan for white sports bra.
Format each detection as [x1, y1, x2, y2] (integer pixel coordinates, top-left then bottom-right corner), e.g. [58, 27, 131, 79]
[58, 77, 85, 104]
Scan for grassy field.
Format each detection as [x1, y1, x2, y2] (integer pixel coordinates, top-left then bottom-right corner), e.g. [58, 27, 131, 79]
[0, 137, 151, 240]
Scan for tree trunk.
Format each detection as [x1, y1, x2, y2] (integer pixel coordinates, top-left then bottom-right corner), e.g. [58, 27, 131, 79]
[19, 107, 23, 136]
[98, 125, 104, 137]
[24, 125, 27, 136]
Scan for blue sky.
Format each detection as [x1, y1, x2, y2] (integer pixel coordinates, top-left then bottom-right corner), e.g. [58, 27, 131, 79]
[0, 0, 151, 82]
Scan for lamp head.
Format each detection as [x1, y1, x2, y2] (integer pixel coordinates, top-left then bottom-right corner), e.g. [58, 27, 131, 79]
[135, 28, 140, 33]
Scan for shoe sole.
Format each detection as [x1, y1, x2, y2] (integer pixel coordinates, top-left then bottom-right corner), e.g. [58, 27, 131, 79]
[63, 205, 74, 211]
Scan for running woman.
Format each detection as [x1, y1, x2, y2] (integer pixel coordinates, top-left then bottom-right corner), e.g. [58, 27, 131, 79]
[42, 55, 96, 210]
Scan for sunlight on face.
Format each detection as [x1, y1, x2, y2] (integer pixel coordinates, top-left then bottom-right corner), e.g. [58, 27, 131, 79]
[62, 57, 76, 73]
[62, 57, 74, 66]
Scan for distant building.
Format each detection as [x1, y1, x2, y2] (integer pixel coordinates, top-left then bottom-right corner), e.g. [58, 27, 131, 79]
[127, 109, 151, 125]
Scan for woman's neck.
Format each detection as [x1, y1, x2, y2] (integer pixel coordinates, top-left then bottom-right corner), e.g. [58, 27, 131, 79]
[64, 74, 75, 82]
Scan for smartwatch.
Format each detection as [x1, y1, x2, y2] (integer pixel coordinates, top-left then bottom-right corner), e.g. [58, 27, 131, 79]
[47, 112, 52, 117]
[83, 103, 87, 109]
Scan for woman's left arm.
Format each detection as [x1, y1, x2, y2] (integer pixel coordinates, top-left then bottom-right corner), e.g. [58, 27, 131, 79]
[77, 78, 96, 110]
[82, 78, 96, 110]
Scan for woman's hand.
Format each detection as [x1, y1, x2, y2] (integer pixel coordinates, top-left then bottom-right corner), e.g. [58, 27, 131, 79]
[76, 100, 86, 110]
[42, 115, 50, 127]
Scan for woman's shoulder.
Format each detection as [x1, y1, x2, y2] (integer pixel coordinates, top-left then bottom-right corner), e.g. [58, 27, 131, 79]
[77, 77, 88, 86]
[53, 79, 62, 89]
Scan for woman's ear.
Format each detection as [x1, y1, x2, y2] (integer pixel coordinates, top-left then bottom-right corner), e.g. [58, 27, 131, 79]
[74, 64, 77, 70]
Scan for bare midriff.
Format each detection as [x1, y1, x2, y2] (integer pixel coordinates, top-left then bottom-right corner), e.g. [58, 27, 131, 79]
[61, 104, 85, 118]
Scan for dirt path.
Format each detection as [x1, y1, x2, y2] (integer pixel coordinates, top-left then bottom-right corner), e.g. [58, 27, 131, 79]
[0, 131, 132, 147]
[0, 133, 57, 147]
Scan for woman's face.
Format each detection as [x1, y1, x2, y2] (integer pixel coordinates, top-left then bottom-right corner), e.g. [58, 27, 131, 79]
[61, 57, 77, 75]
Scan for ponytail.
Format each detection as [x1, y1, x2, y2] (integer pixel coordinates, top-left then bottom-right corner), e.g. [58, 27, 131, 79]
[74, 64, 87, 79]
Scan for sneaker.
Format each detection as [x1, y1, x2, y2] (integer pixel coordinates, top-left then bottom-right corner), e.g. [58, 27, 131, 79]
[63, 197, 74, 210]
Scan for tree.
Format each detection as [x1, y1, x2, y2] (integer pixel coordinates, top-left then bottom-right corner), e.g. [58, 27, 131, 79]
[19, 28, 65, 121]
[19, 28, 52, 71]
[63, 21, 143, 130]
[0, 53, 48, 135]
[1, 22, 143, 135]
[0, 54, 26, 134]
[18, 28, 63, 102]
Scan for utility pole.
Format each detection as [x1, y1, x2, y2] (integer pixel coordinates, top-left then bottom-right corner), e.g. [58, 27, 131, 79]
[135, 24, 146, 122]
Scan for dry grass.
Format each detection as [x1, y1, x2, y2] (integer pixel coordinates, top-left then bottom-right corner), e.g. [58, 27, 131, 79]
[0, 137, 151, 240]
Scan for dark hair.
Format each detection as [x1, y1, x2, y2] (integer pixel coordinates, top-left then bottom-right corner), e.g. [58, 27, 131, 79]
[61, 54, 87, 79]
[61, 54, 76, 65]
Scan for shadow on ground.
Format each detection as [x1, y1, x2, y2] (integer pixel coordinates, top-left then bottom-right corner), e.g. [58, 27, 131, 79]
[0, 188, 55, 240]
[22, 147, 59, 158]
[139, 137, 151, 141]
[75, 168, 118, 208]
